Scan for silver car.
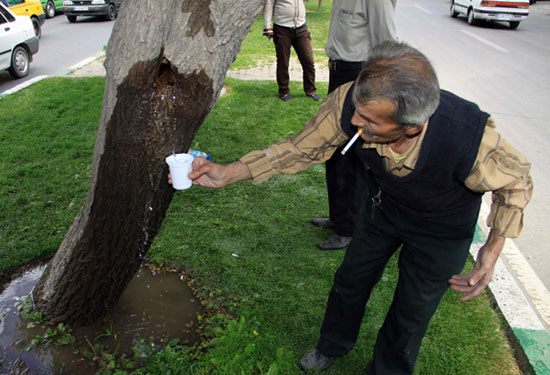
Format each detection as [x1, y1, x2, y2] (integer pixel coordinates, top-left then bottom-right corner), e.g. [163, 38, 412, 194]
[450, 0, 530, 29]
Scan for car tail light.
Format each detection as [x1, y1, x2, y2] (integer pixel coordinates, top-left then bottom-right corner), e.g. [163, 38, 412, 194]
[481, 1, 529, 7]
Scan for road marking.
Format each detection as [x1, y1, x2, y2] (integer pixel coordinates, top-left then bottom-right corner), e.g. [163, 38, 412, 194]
[414, 4, 432, 14]
[460, 29, 509, 53]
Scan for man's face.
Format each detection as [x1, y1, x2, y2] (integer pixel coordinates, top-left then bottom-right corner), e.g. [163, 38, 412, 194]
[351, 99, 405, 144]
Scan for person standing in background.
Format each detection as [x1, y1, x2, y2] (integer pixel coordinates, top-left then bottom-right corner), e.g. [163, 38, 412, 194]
[312, 0, 397, 250]
[263, 0, 320, 102]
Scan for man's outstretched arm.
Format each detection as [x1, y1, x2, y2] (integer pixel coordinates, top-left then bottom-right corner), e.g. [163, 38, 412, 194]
[169, 157, 252, 189]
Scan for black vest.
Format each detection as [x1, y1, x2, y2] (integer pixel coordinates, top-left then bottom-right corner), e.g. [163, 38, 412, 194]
[341, 85, 489, 225]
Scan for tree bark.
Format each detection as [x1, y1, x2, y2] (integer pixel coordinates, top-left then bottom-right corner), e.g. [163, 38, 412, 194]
[32, 0, 263, 327]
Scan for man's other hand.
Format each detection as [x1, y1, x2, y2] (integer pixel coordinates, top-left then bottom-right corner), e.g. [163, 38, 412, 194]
[449, 230, 505, 301]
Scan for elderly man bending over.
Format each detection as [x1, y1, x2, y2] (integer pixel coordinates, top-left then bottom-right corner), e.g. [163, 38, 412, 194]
[171, 41, 532, 374]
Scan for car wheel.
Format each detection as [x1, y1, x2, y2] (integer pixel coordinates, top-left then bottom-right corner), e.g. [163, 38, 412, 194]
[46, 0, 55, 18]
[8, 46, 30, 79]
[31, 17, 42, 39]
[467, 8, 477, 25]
[450, 1, 459, 18]
[104, 3, 115, 21]
[67, 15, 77, 22]
[509, 21, 520, 29]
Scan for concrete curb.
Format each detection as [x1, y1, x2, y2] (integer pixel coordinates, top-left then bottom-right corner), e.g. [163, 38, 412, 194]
[0, 75, 48, 99]
[56, 50, 106, 76]
[474, 202, 550, 374]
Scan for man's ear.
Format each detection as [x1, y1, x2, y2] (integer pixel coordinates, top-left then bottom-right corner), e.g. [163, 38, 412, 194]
[404, 124, 423, 137]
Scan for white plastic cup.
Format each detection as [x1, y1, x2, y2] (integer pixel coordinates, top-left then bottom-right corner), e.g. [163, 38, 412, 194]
[166, 153, 194, 190]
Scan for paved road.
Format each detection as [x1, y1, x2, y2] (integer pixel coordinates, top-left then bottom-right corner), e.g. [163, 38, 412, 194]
[395, 0, 550, 293]
[0, 14, 115, 93]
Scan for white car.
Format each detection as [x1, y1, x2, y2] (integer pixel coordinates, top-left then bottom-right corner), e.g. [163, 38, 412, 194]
[0, 2, 39, 78]
[450, 0, 530, 29]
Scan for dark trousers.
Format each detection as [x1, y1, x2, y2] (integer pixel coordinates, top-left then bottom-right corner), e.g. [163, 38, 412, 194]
[273, 24, 316, 97]
[317, 180, 475, 374]
[325, 61, 367, 236]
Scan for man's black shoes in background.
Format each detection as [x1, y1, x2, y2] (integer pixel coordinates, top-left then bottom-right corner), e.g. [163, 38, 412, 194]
[311, 218, 351, 250]
[280, 94, 293, 102]
[298, 347, 333, 371]
[308, 94, 321, 101]
[311, 218, 335, 229]
[317, 234, 352, 250]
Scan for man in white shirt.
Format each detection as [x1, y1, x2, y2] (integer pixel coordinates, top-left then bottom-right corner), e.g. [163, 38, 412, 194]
[312, 0, 397, 250]
[263, 0, 320, 102]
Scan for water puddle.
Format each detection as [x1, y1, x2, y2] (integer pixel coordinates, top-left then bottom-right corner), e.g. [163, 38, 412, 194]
[0, 264, 204, 374]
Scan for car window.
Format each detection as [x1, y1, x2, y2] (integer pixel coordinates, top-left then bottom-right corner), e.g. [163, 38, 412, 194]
[7, 0, 25, 6]
[0, 3, 15, 22]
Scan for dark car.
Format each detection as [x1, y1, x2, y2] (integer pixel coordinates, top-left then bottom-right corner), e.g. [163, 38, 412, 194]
[62, 0, 122, 23]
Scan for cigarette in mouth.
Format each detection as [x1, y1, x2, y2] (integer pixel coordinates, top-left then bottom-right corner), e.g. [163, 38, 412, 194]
[341, 129, 363, 155]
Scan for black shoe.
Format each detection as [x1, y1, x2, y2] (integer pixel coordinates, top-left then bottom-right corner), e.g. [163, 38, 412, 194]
[317, 234, 352, 250]
[280, 94, 293, 102]
[307, 94, 320, 101]
[298, 347, 333, 371]
[311, 218, 334, 229]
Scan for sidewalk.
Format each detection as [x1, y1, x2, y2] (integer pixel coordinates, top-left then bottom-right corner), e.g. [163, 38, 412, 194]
[65, 53, 330, 82]
[15, 53, 550, 375]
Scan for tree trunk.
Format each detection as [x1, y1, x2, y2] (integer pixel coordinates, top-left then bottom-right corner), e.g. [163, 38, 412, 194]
[32, 0, 263, 327]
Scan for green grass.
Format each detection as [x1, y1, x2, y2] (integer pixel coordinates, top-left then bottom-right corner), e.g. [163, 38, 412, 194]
[0, 78, 103, 277]
[0, 77, 521, 374]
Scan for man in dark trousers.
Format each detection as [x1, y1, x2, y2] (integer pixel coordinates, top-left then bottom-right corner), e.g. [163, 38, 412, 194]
[263, 0, 320, 102]
[171, 41, 532, 374]
[313, 0, 397, 250]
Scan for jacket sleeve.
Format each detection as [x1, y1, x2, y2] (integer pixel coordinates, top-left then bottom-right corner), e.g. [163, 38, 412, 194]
[263, 0, 275, 31]
[464, 119, 533, 237]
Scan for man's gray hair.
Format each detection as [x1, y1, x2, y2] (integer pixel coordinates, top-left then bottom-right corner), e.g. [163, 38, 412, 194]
[352, 41, 440, 127]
